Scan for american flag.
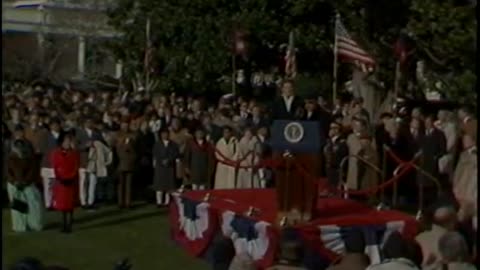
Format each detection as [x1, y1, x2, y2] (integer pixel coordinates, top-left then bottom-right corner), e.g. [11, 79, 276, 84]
[335, 16, 375, 73]
[285, 31, 297, 79]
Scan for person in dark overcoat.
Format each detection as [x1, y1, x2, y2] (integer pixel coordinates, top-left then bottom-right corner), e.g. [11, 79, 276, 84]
[323, 122, 349, 189]
[419, 115, 447, 206]
[133, 120, 155, 201]
[153, 128, 180, 207]
[183, 128, 215, 190]
[50, 131, 80, 233]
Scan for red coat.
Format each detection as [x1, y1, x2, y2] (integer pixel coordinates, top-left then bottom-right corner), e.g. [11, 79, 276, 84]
[50, 148, 80, 212]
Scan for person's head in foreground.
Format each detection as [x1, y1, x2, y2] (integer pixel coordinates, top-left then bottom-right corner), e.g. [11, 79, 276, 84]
[432, 204, 458, 231]
[438, 232, 474, 266]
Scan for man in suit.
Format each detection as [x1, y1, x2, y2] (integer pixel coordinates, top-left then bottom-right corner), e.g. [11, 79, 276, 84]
[272, 80, 303, 120]
[420, 115, 447, 205]
[246, 105, 268, 130]
[323, 122, 349, 189]
[303, 98, 320, 122]
[76, 117, 104, 209]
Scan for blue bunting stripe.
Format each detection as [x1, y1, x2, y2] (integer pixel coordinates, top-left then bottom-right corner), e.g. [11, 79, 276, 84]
[319, 220, 405, 265]
[172, 193, 211, 241]
[221, 211, 271, 261]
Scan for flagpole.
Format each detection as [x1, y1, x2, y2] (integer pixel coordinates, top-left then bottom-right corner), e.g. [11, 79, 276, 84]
[394, 61, 401, 97]
[145, 17, 151, 92]
[232, 55, 236, 95]
[332, 13, 340, 104]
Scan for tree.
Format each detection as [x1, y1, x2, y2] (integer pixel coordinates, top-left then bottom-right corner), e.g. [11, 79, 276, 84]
[407, 0, 476, 103]
[105, 0, 476, 103]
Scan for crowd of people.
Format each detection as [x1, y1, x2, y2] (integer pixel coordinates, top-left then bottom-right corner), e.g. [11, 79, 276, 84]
[2, 78, 477, 269]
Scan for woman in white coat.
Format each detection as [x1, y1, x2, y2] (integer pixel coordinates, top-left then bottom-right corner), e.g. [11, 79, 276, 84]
[214, 127, 238, 189]
[236, 128, 260, 189]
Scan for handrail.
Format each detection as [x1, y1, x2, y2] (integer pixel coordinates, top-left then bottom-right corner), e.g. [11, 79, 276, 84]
[338, 154, 383, 191]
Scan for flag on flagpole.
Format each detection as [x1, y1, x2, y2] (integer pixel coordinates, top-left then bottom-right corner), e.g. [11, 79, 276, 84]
[335, 16, 375, 73]
[285, 31, 297, 79]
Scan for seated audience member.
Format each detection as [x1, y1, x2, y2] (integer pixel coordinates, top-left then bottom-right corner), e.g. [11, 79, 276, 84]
[438, 232, 476, 270]
[416, 204, 457, 270]
[367, 232, 420, 270]
[327, 229, 370, 270]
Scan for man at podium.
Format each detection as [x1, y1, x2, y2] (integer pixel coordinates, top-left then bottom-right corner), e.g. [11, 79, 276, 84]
[270, 80, 322, 225]
[272, 80, 303, 120]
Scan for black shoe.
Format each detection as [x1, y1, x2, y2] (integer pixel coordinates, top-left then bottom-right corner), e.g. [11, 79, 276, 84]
[87, 205, 97, 212]
[47, 207, 54, 212]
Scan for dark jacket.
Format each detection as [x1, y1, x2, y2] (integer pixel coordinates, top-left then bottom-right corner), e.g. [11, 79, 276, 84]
[272, 96, 303, 120]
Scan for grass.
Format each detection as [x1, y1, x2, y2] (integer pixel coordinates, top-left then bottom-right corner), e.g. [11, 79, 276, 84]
[2, 204, 210, 270]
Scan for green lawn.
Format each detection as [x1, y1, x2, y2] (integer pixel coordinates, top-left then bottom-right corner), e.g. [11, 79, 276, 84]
[2, 204, 210, 270]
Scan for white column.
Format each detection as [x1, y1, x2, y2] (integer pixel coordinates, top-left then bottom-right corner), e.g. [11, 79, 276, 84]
[115, 60, 123, 79]
[37, 33, 45, 59]
[78, 36, 86, 77]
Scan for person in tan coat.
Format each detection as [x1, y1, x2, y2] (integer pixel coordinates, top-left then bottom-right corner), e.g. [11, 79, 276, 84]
[115, 121, 137, 208]
[357, 133, 379, 202]
[452, 134, 477, 221]
[346, 117, 368, 190]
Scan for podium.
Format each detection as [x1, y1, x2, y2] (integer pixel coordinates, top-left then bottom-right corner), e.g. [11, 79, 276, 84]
[270, 120, 324, 225]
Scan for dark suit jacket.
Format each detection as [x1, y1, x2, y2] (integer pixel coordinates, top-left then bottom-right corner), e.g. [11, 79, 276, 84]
[419, 128, 447, 182]
[303, 110, 320, 121]
[246, 116, 269, 130]
[272, 96, 303, 120]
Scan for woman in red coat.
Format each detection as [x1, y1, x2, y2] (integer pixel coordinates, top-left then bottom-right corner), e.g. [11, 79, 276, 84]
[50, 131, 80, 233]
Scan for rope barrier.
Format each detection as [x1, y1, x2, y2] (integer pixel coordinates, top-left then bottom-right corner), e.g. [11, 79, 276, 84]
[201, 141, 426, 198]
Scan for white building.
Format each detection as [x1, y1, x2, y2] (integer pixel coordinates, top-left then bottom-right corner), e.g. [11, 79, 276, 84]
[2, 0, 122, 82]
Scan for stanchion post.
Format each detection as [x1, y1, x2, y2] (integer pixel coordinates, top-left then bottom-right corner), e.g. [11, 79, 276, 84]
[381, 145, 387, 203]
[251, 148, 256, 188]
[418, 155, 424, 213]
[285, 153, 291, 214]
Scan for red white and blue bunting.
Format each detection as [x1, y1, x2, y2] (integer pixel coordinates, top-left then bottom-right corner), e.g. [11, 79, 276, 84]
[319, 220, 406, 265]
[221, 211, 276, 268]
[170, 192, 217, 256]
